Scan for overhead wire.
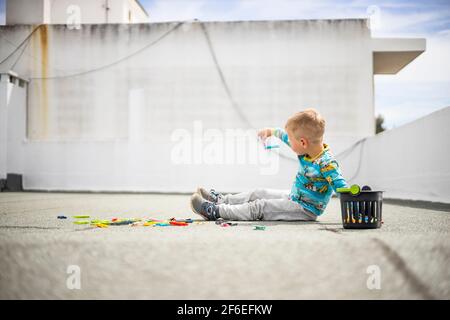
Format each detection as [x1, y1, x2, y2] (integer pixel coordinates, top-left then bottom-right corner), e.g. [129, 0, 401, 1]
[199, 21, 299, 163]
[0, 24, 44, 66]
[29, 21, 184, 80]
[199, 20, 366, 179]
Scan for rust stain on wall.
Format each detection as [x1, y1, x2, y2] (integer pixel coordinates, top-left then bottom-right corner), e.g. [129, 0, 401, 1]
[30, 25, 39, 139]
[39, 25, 49, 139]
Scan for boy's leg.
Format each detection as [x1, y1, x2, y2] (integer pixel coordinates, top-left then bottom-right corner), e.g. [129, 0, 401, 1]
[221, 188, 290, 205]
[218, 197, 317, 221]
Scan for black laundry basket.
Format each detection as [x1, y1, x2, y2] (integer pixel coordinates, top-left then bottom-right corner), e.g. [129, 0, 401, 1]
[338, 185, 383, 229]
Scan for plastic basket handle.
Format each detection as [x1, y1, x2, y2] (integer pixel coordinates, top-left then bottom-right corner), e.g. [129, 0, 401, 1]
[336, 184, 361, 195]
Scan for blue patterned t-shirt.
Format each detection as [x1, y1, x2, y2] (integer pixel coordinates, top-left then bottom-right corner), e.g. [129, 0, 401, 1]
[272, 128, 348, 216]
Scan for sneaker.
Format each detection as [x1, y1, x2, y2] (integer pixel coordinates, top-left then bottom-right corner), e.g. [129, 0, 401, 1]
[196, 187, 224, 204]
[190, 192, 220, 220]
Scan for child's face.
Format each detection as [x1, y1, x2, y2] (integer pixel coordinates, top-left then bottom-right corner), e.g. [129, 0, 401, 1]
[286, 128, 308, 155]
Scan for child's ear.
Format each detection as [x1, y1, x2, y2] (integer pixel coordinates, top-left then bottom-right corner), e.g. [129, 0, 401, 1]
[300, 138, 307, 148]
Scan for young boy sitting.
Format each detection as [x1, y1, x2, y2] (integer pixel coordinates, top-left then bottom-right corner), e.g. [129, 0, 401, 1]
[190, 108, 348, 221]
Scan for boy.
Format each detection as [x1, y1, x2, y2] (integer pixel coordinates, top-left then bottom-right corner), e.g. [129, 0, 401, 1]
[190, 108, 348, 221]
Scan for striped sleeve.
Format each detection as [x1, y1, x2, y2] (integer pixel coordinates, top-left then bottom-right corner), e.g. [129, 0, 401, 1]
[320, 159, 348, 193]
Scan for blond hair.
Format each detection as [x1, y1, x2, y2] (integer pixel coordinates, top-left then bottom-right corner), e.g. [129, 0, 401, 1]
[285, 109, 325, 144]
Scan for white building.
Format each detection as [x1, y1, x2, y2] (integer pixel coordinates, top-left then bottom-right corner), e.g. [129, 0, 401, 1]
[5, 0, 149, 25]
[1, 17, 440, 202]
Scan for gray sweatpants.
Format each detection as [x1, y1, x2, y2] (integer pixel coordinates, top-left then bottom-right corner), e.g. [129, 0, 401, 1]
[217, 188, 318, 221]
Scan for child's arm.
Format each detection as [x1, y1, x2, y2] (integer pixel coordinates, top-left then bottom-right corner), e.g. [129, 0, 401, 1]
[320, 159, 348, 192]
[257, 128, 291, 147]
[271, 128, 291, 147]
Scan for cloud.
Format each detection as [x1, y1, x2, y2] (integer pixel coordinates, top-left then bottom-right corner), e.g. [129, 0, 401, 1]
[437, 29, 450, 36]
[144, 0, 450, 39]
[145, 0, 361, 22]
[144, 0, 204, 22]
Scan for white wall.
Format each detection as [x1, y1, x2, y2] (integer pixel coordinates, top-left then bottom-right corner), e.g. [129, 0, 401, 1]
[338, 107, 450, 203]
[0, 73, 27, 180]
[1, 20, 377, 192]
[5, 0, 149, 25]
[0, 74, 10, 178]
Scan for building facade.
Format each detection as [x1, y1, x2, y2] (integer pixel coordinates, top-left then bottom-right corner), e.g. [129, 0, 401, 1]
[0, 19, 425, 192]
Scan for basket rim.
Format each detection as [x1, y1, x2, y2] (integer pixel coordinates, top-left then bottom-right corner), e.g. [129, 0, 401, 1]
[339, 191, 384, 197]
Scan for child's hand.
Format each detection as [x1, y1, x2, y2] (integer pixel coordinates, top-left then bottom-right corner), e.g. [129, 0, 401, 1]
[257, 128, 272, 141]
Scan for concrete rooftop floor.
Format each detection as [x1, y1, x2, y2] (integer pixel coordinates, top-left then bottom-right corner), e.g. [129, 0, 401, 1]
[0, 191, 449, 299]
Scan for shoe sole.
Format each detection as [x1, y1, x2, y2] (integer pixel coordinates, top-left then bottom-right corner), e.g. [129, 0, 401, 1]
[190, 192, 209, 221]
[196, 186, 212, 202]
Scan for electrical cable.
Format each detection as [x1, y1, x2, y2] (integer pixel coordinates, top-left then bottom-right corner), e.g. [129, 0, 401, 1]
[30, 21, 184, 80]
[199, 21, 298, 163]
[2, 19, 366, 178]
[10, 35, 31, 70]
[0, 24, 44, 66]
[0, 33, 66, 74]
[200, 20, 367, 179]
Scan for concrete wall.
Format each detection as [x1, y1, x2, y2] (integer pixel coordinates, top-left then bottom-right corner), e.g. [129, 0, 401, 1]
[0, 75, 10, 178]
[0, 73, 27, 180]
[338, 107, 450, 203]
[5, 0, 149, 25]
[0, 20, 376, 192]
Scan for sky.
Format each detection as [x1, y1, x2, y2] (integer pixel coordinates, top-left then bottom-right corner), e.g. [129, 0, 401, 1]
[1, 0, 450, 129]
